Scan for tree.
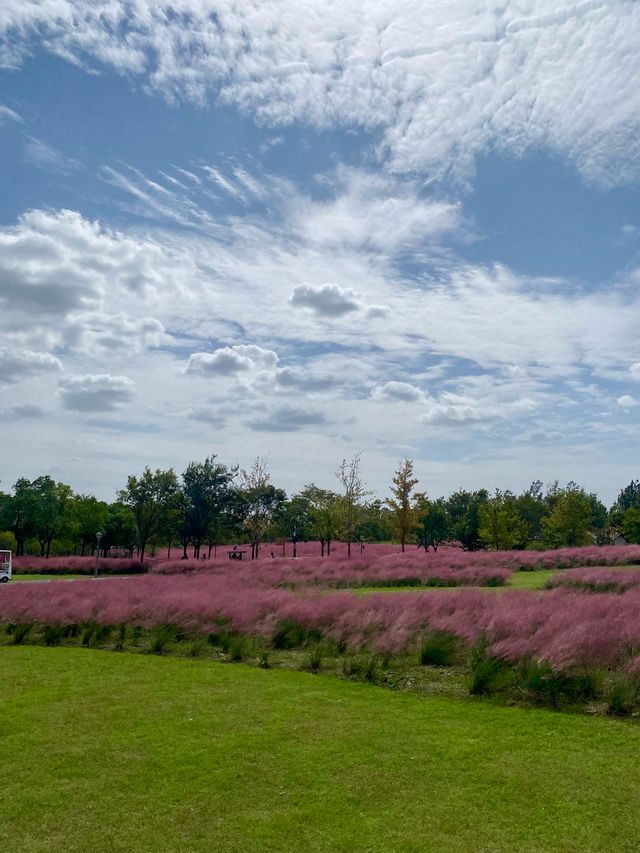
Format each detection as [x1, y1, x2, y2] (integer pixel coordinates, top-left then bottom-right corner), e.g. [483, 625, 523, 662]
[541, 489, 592, 548]
[274, 496, 314, 557]
[103, 502, 137, 556]
[445, 489, 488, 551]
[181, 456, 235, 558]
[239, 458, 285, 559]
[386, 459, 419, 552]
[478, 490, 529, 551]
[118, 467, 179, 562]
[0, 478, 38, 556]
[514, 480, 546, 544]
[610, 480, 640, 531]
[299, 484, 341, 556]
[414, 498, 450, 552]
[622, 507, 640, 544]
[334, 453, 370, 558]
[356, 499, 393, 543]
[69, 494, 109, 555]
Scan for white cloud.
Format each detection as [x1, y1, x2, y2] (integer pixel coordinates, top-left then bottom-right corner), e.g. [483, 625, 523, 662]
[421, 391, 537, 426]
[372, 381, 425, 403]
[2, 1, 638, 184]
[186, 345, 278, 378]
[0, 104, 22, 123]
[617, 395, 637, 409]
[58, 374, 135, 412]
[289, 283, 360, 317]
[0, 348, 62, 384]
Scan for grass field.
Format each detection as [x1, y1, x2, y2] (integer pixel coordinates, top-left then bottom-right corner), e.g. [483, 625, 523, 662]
[2, 647, 640, 852]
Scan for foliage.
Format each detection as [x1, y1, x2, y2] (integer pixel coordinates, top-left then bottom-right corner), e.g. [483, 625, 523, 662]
[478, 490, 529, 551]
[334, 453, 370, 557]
[118, 467, 180, 562]
[386, 458, 419, 551]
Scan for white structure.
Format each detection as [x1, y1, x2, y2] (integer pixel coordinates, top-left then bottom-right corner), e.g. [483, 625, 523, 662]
[0, 550, 11, 583]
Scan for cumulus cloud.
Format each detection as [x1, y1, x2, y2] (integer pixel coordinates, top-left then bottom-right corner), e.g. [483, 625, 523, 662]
[58, 374, 135, 412]
[0, 209, 174, 323]
[617, 395, 637, 409]
[421, 392, 537, 426]
[246, 405, 327, 432]
[0, 348, 62, 384]
[289, 283, 360, 317]
[186, 345, 279, 377]
[275, 367, 339, 393]
[372, 381, 425, 403]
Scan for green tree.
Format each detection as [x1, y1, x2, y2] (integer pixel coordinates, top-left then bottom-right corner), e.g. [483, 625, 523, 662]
[478, 490, 529, 551]
[299, 484, 341, 556]
[182, 456, 235, 558]
[514, 480, 546, 544]
[541, 489, 592, 548]
[386, 458, 419, 552]
[118, 467, 179, 562]
[622, 507, 640, 544]
[413, 497, 450, 552]
[274, 496, 314, 557]
[1, 478, 38, 556]
[335, 453, 370, 558]
[69, 494, 109, 555]
[239, 458, 285, 559]
[356, 499, 393, 543]
[445, 489, 488, 551]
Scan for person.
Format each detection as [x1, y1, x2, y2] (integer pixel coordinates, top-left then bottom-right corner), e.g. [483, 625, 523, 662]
[270, 552, 275, 559]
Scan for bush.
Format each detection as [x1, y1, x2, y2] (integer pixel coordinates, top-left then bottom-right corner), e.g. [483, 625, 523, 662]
[148, 624, 175, 654]
[44, 625, 62, 646]
[273, 618, 310, 650]
[606, 675, 639, 716]
[419, 631, 458, 667]
[7, 622, 32, 645]
[469, 637, 503, 695]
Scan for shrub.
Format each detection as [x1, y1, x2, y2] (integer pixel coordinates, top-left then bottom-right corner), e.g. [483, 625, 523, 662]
[44, 625, 62, 646]
[419, 631, 458, 667]
[273, 618, 309, 650]
[227, 636, 246, 662]
[7, 622, 32, 645]
[148, 624, 175, 654]
[606, 675, 639, 716]
[469, 637, 503, 695]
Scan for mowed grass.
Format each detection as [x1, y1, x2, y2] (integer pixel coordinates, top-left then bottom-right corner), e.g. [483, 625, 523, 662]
[354, 569, 554, 594]
[9, 574, 88, 582]
[3, 649, 640, 853]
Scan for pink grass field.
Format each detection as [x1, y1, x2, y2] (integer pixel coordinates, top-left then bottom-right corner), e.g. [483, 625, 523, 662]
[547, 566, 640, 593]
[4, 571, 640, 675]
[14, 543, 640, 580]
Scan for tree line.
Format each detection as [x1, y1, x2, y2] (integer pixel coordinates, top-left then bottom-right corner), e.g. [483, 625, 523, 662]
[1, 456, 639, 560]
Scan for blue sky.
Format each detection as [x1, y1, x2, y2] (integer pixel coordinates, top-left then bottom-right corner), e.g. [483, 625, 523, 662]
[1, 0, 639, 505]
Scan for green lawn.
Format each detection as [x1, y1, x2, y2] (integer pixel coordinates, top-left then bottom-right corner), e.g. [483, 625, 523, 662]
[9, 574, 87, 582]
[354, 569, 554, 594]
[2, 647, 640, 852]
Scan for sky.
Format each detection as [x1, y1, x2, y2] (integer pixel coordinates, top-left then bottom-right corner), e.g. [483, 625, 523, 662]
[1, 0, 639, 507]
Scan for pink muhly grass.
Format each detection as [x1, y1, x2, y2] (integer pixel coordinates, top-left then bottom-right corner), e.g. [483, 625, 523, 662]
[12, 555, 144, 575]
[547, 567, 640, 593]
